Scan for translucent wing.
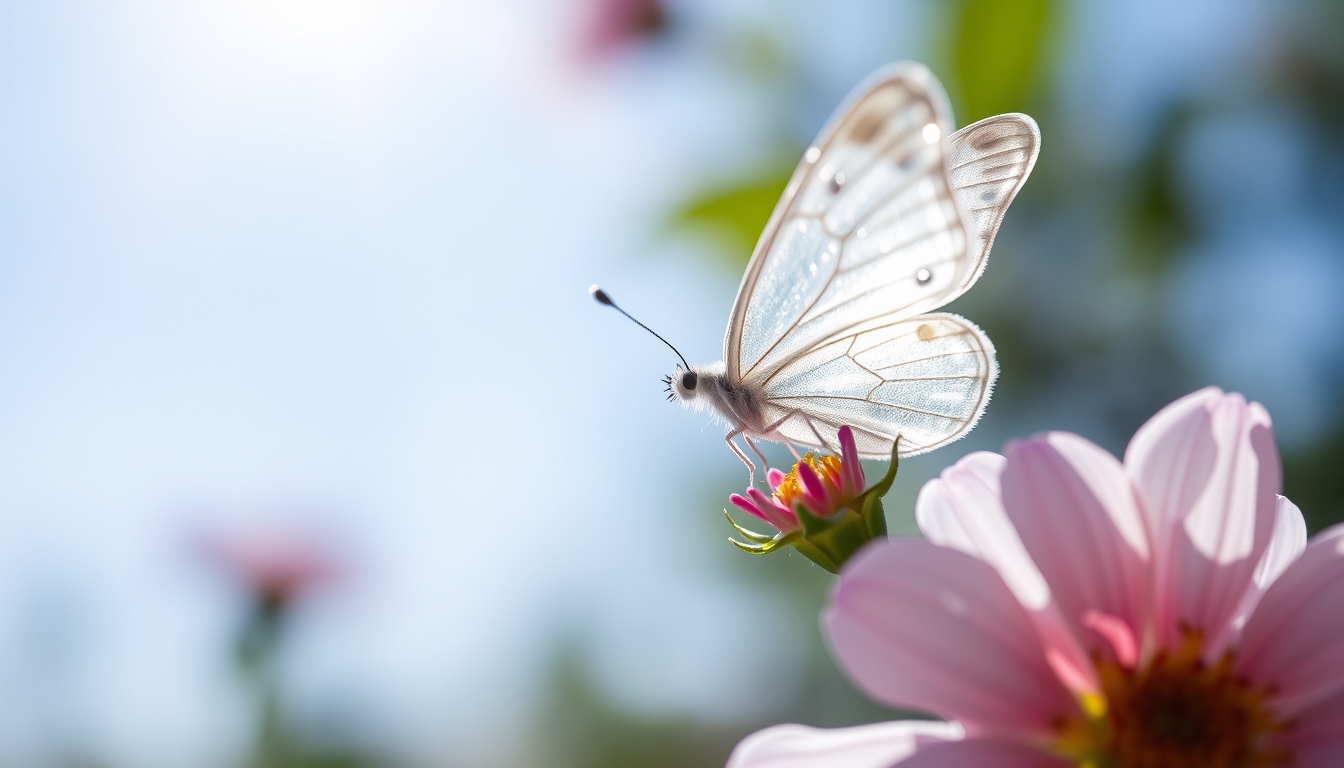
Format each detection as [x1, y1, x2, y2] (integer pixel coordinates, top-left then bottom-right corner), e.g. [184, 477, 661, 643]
[754, 313, 997, 458]
[945, 112, 1040, 289]
[723, 62, 1038, 389]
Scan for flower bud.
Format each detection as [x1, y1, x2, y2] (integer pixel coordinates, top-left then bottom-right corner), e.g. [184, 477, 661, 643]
[725, 426, 896, 573]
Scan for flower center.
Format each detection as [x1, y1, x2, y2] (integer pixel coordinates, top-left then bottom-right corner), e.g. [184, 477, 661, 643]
[1057, 630, 1290, 768]
[772, 452, 846, 512]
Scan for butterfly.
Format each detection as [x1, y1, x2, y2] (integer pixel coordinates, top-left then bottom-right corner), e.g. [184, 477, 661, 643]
[594, 62, 1038, 484]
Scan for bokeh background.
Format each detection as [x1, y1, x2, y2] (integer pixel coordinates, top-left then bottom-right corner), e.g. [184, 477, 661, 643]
[2, 1, 1343, 766]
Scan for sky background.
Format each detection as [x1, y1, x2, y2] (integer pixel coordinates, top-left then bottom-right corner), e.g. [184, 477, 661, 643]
[1, 2, 1342, 767]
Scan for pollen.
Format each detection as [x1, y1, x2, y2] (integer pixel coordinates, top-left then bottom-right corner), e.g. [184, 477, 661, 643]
[1055, 628, 1291, 768]
[773, 452, 845, 512]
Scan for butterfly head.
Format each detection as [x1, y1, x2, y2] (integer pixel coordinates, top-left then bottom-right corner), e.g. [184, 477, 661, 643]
[663, 366, 700, 403]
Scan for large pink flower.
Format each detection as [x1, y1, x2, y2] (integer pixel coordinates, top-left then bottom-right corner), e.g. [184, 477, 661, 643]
[729, 388, 1344, 768]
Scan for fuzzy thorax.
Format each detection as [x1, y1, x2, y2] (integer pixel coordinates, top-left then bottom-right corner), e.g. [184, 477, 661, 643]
[665, 361, 770, 435]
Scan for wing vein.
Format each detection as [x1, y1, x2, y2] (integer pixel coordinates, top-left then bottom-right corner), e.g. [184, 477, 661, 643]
[768, 395, 972, 421]
[955, 175, 1025, 190]
[948, 145, 1029, 171]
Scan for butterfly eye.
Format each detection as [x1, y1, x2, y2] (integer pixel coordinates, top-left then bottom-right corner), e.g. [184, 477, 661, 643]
[681, 372, 698, 391]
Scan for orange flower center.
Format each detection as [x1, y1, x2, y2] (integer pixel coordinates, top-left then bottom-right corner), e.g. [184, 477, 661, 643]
[773, 453, 844, 511]
[1056, 630, 1290, 768]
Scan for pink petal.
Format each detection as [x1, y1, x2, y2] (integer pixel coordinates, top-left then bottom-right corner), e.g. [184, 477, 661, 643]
[746, 487, 797, 532]
[731, 493, 771, 523]
[825, 538, 1079, 737]
[1291, 742, 1344, 768]
[1125, 387, 1222, 535]
[1281, 684, 1344, 756]
[917, 453, 1046, 609]
[726, 721, 962, 768]
[916, 451, 1095, 691]
[1236, 524, 1344, 716]
[1001, 433, 1149, 662]
[1252, 496, 1309, 590]
[1081, 610, 1138, 667]
[898, 738, 1073, 768]
[1125, 388, 1280, 647]
[837, 426, 864, 494]
[796, 461, 828, 512]
[1213, 495, 1307, 653]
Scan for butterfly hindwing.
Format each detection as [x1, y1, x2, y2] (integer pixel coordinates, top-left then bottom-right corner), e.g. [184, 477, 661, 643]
[749, 313, 996, 458]
[945, 112, 1040, 298]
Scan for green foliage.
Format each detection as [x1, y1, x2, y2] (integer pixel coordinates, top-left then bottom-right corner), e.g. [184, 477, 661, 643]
[1122, 103, 1200, 276]
[667, 162, 795, 270]
[537, 643, 745, 768]
[951, 0, 1054, 122]
[1283, 431, 1344, 534]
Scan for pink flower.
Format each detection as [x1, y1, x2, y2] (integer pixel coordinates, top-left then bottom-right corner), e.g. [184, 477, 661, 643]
[729, 388, 1344, 767]
[724, 426, 889, 573]
[198, 523, 344, 612]
[729, 426, 867, 535]
[576, 0, 666, 61]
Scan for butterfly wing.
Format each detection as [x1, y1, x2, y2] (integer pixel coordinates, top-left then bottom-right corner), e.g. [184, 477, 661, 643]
[945, 112, 1040, 293]
[722, 63, 1038, 389]
[719, 63, 1037, 456]
[754, 313, 997, 457]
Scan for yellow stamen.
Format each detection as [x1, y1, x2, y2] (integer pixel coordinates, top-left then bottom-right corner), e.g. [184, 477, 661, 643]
[773, 453, 844, 511]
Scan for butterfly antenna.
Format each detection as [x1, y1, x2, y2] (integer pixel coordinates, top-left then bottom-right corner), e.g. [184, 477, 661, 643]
[589, 285, 691, 370]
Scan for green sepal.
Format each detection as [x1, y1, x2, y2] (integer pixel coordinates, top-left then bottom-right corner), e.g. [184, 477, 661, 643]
[790, 539, 841, 572]
[855, 437, 901, 512]
[791, 504, 868, 574]
[728, 531, 798, 555]
[723, 509, 776, 544]
[724, 509, 843, 570]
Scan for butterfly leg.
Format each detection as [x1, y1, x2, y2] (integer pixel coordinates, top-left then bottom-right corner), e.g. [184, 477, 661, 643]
[742, 435, 772, 481]
[724, 427, 758, 488]
[752, 412, 807, 466]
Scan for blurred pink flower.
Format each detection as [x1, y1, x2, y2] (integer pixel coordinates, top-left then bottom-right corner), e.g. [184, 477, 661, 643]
[730, 388, 1344, 768]
[577, 0, 666, 60]
[198, 523, 344, 611]
[730, 425, 867, 534]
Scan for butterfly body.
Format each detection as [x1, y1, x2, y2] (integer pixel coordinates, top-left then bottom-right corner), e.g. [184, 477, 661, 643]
[667, 363, 773, 436]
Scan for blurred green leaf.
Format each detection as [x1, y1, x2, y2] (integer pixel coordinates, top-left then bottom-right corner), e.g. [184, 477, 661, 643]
[666, 161, 795, 269]
[1283, 430, 1344, 534]
[1123, 102, 1199, 276]
[951, 0, 1054, 122]
[539, 642, 746, 768]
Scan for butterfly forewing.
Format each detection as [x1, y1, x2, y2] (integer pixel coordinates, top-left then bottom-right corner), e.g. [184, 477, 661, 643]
[726, 64, 971, 386]
[756, 313, 997, 457]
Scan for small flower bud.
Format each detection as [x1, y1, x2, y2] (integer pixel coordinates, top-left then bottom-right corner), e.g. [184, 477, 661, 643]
[725, 426, 896, 573]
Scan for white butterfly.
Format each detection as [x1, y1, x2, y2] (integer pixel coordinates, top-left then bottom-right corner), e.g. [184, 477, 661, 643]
[596, 62, 1038, 483]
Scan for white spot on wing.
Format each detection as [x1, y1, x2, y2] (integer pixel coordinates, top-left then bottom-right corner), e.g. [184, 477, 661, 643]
[922, 123, 941, 144]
